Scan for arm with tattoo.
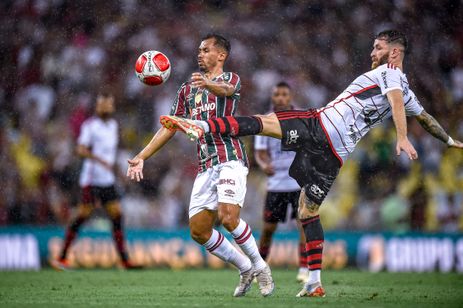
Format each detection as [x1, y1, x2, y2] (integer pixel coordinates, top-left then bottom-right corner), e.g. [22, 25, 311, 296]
[415, 110, 463, 148]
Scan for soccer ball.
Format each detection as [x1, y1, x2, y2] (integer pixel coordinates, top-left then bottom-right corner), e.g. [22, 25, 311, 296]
[135, 50, 171, 86]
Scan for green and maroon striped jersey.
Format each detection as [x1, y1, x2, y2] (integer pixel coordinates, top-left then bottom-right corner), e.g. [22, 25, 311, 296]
[170, 72, 248, 172]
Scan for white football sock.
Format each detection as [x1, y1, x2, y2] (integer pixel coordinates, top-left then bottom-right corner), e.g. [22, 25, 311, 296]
[231, 219, 267, 271]
[307, 269, 321, 285]
[203, 229, 251, 273]
[194, 120, 210, 133]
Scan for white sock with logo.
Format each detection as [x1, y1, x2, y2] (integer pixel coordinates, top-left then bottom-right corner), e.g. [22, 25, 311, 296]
[203, 229, 251, 273]
[231, 219, 267, 271]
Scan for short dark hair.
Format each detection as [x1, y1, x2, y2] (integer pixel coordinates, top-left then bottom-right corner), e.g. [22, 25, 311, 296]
[376, 30, 408, 51]
[201, 33, 231, 55]
[275, 81, 291, 90]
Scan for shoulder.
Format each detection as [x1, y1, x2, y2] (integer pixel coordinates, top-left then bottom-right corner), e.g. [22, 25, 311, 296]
[371, 63, 402, 75]
[224, 72, 240, 82]
[82, 116, 97, 128]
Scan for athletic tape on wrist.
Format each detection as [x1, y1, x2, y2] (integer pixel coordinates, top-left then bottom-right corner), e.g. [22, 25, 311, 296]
[447, 136, 455, 146]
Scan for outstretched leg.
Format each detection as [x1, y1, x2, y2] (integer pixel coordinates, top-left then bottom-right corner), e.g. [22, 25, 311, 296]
[160, 113, 283, 139]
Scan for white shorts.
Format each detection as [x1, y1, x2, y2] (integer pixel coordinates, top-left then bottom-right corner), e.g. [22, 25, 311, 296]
[189, 160, 248, 219]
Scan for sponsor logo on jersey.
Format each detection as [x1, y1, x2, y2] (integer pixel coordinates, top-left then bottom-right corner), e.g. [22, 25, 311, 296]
[310, 184, 325, 199]
[287, 130, 299, 145]
[191, 103, 216, 117]
[381, 71, 388, 89]
[219, 179, 236, 185]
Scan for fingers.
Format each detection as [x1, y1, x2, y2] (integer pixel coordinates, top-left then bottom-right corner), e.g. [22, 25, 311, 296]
[453, 140, 463, 148]
[396, 144, 401, 156]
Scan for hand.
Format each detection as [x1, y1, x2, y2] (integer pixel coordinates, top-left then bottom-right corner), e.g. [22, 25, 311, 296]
[262, 163, 275, 176]
[127, 157, 144, 182]
[396, 138, 418, 160]
[191, 72, 209, 88]
[450, 139, 463, 149]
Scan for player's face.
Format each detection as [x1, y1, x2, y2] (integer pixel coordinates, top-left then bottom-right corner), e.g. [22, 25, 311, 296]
[370, 39, 390, 69]
[96, 96, 115, 119]
[197, 38, 225, 72]
[271, 86, 292, 111]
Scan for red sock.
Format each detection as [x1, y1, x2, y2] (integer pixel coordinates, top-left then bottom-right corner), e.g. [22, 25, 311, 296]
[299, 242, 308, 268]
[259, 243, 271, 260]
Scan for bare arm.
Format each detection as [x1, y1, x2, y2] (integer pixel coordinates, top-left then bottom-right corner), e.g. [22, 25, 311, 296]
[415, 110, 463, 148]
[387, 89, 418, 160]
[255, 149, 275, 176]
[191, 72, 236, 97]
[76, 144, 111, 170]
[127, 127, 176, 181]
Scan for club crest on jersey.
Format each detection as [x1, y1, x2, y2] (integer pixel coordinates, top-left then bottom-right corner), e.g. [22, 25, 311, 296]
[287, 130, 299, 145]
[191, 103, 216, 117]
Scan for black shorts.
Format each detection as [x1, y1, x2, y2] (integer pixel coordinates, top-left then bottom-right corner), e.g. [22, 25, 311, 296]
[81, 185, 119, 205]
[264, 191, 300, 223]
[275, 109, 342, 205]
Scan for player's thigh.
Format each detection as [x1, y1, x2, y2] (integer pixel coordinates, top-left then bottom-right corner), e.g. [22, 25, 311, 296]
[189, 209, 217, 243]
[77, 186, 96, 217]
[188, 169, 219, 219]
[288, 190, 301, 220]
[216, 160, 248, 209]
[263, 192, 289, 223]
[98, 186, 121, 218]
[255, 113, 282, 139]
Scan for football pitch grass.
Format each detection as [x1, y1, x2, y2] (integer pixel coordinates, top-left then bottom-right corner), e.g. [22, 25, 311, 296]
[1, 269, 462, 307]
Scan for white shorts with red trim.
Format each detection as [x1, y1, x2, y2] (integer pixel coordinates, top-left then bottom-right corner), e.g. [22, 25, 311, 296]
[189, 160, 248, 219]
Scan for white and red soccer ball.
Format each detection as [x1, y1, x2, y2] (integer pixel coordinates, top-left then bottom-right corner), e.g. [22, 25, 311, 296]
[135, 50, 171, 86]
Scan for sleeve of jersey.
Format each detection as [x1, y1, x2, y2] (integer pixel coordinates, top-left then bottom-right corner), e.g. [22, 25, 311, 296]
[405, 90, 425, 116]
[77, 121, 91, 147]
[254, 135, 268, 150]
[376, 66, 403, 95]
[225, 72, 241, 99]
[169, 83, 189, 117]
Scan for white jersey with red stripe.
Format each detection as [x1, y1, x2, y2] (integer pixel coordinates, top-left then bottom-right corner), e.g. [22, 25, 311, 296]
[78, 117, 118, 187]
[318, 63, 424, 163]
[254, 135, 300, 192]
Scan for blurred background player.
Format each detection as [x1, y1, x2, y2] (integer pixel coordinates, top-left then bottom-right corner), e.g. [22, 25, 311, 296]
[127, 34, 274, 297]
[52, 93, 137, 270]
[254, 82, 308, 283]
[160, 30, 463, 298]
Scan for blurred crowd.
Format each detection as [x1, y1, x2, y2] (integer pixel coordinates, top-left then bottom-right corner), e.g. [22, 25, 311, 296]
[0, 0, 462, 232]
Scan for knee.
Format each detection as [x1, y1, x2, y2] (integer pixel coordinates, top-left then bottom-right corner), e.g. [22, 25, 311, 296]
[298, 191, 320, 219]
[189, 226, 211, 244]
[106, 201, 122, 219]
[77, 203, 93, 219]
[218, 212, 240, 231]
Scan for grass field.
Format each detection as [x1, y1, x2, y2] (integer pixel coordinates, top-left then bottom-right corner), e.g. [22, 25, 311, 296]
[0, 269, 462, 307]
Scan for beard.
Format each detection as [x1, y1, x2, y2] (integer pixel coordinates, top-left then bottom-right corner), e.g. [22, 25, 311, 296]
[371, 52, 389, 69]
[99, 112, 113, 120]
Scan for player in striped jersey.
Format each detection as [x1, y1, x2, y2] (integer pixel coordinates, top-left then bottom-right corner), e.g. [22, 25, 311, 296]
[160, 30, 463, 298]
[127, 34, 274, 297]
